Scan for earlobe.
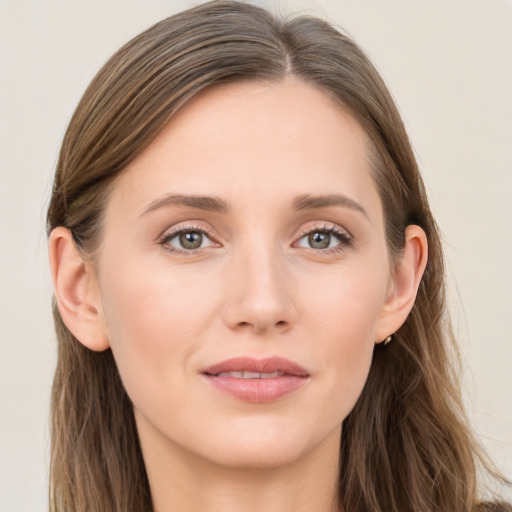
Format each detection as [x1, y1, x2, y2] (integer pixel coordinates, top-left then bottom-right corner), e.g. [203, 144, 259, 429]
[375, 225, 428, 343]
[48, 227, 110, 351]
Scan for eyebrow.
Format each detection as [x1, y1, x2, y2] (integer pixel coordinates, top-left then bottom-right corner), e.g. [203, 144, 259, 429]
[141, 194, 229, 216]
[292, 194, 368, 218]
[141, 192, 367, 218]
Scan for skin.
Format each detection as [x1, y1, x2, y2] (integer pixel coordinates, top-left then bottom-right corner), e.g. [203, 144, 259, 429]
[49, 77, 427, 512]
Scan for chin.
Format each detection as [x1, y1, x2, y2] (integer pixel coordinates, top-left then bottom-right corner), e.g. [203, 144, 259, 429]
[206, 437, 311, 470]
[190, 418, 340, 471]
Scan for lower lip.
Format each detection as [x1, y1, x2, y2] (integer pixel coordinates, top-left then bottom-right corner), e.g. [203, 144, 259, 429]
[203, 375, 308, 403]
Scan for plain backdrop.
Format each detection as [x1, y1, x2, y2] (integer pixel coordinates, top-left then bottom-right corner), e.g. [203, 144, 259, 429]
[1, 0, 511, 510]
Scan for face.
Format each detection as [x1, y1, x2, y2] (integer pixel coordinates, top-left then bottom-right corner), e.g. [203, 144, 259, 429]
[93, 77, 394, 469]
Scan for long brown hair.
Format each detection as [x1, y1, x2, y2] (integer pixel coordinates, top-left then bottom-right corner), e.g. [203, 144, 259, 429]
[46, 1, 510, 511]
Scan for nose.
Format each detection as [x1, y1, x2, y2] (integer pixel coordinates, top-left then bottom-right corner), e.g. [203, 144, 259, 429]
[222, 245, 298, 335]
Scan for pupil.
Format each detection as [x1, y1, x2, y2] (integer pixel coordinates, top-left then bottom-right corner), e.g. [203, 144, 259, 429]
[180, 231, 202, 249]
[309, 231, 330, 249]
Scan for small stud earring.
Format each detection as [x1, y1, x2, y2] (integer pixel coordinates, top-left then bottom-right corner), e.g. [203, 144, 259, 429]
[384, 335, 393, 345]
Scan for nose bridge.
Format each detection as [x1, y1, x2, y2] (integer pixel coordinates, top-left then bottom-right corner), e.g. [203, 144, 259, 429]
[223, 234, 296, 334]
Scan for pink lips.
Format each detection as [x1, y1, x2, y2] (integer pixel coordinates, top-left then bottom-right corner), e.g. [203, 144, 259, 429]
[201, 357, 309, 403]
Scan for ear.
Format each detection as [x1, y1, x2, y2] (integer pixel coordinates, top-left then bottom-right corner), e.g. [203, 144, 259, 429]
[375, 225, 428, 344]
[48, 227, 109, 351]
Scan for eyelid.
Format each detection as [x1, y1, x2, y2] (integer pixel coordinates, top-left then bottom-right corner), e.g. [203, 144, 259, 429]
[158, 223, 221, 255]
[294, 222, 352, 241]
[292, 222, 353, 254]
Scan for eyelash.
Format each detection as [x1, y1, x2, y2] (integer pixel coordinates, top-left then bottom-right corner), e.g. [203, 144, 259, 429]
[158, 224, 219, 256]
[294, 224, 353, 254]
[158, 223, 353, 256]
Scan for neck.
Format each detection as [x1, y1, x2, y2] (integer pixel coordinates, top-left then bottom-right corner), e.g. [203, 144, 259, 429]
[136, 413, 341, 512]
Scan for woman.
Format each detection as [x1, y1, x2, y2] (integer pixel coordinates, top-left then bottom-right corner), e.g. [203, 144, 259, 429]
[46, 1, 511, 511]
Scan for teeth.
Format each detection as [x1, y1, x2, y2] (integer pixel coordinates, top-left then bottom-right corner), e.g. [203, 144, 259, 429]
[243, 371, 263, 378]
[216, 371, 283, 379]
[218, 371, 243, 378]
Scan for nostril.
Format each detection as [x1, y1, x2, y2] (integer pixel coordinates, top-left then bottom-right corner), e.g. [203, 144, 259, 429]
[235, 319, 288, 333]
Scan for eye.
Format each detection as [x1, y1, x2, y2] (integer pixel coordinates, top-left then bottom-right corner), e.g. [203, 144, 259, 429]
[160, 226, 218, 253]
[294, 225, 352, 252]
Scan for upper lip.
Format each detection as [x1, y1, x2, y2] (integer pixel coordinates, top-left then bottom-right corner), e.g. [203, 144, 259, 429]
[202, 357, 309, 377]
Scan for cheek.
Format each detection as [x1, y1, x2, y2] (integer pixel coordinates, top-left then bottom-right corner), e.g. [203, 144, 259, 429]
[96, 256, 219, 406]
[303, 256, 388, 341]
[301, 260, 388, 412]
[100, 247, 219, 337]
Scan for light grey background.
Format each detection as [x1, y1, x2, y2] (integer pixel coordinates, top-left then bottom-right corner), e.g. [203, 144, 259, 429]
[1, 1, 511, 510]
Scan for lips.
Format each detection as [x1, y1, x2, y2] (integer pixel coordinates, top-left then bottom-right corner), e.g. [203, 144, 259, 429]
[201, 357, 309, 403]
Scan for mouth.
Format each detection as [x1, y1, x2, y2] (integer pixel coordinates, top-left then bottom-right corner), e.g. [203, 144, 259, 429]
[201, 357, 310, 403]
[213, 371, 285, 378]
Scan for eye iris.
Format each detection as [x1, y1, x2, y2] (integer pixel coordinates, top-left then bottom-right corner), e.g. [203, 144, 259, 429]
[308, 231, 330, 249]
[179, 231, 203, 249]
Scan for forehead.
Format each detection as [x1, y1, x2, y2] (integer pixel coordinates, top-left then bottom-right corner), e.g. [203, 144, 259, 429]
[110, 77, 381, 221]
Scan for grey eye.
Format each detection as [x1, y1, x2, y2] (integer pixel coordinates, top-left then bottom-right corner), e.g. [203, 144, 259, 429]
[296, 229, 347, 250]
[308, 231, 331, 249]
[178, 231, 203, 250]
[163, 229, 216, 251]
